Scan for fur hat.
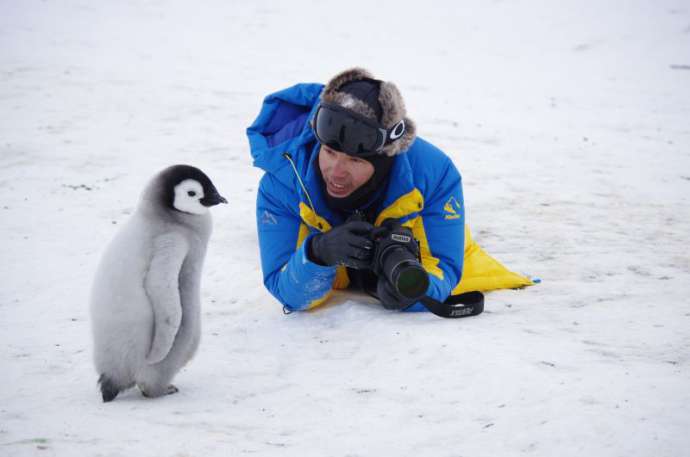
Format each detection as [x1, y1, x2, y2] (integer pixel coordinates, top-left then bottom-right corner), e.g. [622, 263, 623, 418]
[321, 67, 416, 156]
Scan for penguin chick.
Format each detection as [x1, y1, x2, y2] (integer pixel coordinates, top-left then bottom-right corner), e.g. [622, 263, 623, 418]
[90, 164, 226, 402]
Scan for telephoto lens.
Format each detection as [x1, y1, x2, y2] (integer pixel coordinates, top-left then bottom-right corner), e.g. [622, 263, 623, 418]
[390, 259, 429, 299]
[372, 222, 429, 301]
[379, 243, 429, 300]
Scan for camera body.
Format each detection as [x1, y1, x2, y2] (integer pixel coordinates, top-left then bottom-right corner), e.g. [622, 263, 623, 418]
[349, 212, 430, 301]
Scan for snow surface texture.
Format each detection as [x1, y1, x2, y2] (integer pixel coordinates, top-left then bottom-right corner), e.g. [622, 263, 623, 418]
[1, 1, 689, 456]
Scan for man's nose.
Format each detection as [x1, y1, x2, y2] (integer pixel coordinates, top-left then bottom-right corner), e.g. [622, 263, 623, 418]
[331, 156, 349, 176]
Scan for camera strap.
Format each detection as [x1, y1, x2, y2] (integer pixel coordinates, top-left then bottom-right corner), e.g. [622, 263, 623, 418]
[419, 291, 484, 318]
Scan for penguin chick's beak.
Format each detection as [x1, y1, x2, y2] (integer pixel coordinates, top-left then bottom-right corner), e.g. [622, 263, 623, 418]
[201, 193, 228, 207]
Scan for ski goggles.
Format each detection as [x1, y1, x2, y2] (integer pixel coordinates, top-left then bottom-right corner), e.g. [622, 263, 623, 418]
[312, 103, 406, 157]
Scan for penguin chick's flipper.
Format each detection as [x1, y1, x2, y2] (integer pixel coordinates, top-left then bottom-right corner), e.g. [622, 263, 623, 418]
[98, 374, 121, 402]
[144, 233, 189, 364]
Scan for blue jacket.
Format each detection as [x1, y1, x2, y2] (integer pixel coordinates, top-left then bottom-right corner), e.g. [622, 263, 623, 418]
[248, 83, 465, 312]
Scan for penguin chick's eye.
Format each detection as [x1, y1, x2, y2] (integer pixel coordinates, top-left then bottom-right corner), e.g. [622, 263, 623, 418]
[187, 191, 197, 197]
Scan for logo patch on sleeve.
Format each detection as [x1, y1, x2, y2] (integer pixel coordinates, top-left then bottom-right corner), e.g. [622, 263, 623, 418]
[443, 196, 462, 220]
[261, 210, 278, 225]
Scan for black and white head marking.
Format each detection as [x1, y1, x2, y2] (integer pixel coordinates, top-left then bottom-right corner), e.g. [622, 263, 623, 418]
[173, 178, 208, 215]
[157, 165, 227, 215]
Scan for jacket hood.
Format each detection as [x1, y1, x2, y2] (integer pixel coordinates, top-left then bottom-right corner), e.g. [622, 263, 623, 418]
[247, 83, 324, 178]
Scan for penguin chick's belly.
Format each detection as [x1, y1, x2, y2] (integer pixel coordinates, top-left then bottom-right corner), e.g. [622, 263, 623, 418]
[91, 230, 157, 376]
[92, 285, 155, 375]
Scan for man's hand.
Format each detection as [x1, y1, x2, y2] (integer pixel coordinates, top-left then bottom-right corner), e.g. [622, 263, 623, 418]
[376, 277, 419, 310]
[308, 221, 374, 269]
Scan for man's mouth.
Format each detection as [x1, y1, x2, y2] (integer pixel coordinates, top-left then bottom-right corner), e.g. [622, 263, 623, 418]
[326, 180, 351, 197]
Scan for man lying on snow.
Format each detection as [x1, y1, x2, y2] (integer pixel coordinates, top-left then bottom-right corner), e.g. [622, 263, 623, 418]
[247, 67, 533, 315]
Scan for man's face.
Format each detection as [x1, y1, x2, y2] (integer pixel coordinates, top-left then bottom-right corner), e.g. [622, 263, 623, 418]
[318, 145, 375, 198]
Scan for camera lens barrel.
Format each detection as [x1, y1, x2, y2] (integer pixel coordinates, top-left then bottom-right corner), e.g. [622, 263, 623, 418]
[390, 261, 430, 299]
[378, 243, 429, 300]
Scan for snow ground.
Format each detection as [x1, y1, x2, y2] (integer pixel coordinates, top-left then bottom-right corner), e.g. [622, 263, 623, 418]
[1, 1, 689, 456]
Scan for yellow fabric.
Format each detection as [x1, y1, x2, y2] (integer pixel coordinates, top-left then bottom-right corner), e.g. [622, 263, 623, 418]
[453, 225, 534, 294]
[306, 290, 334, 309]
[404, 216, 444, 280]
[295, 222, 310, 249]
[333, 266, 350, 289]
[305, 269, 348, 310]
[299, 202, 332, 232]
[374, 189, 424, 226]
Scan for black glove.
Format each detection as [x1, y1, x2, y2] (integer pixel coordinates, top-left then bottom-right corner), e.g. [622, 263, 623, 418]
[376, 277, 419, 310]
[308, 220, 374, 269]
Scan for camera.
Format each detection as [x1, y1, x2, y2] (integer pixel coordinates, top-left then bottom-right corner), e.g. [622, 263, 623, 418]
[349, 212, 429, 301]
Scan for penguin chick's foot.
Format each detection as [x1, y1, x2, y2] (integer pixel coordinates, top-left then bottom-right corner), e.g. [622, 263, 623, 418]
[140, 384, 179, 398]
[165, 385, 179, 395]
[98, 374, 121, 403]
